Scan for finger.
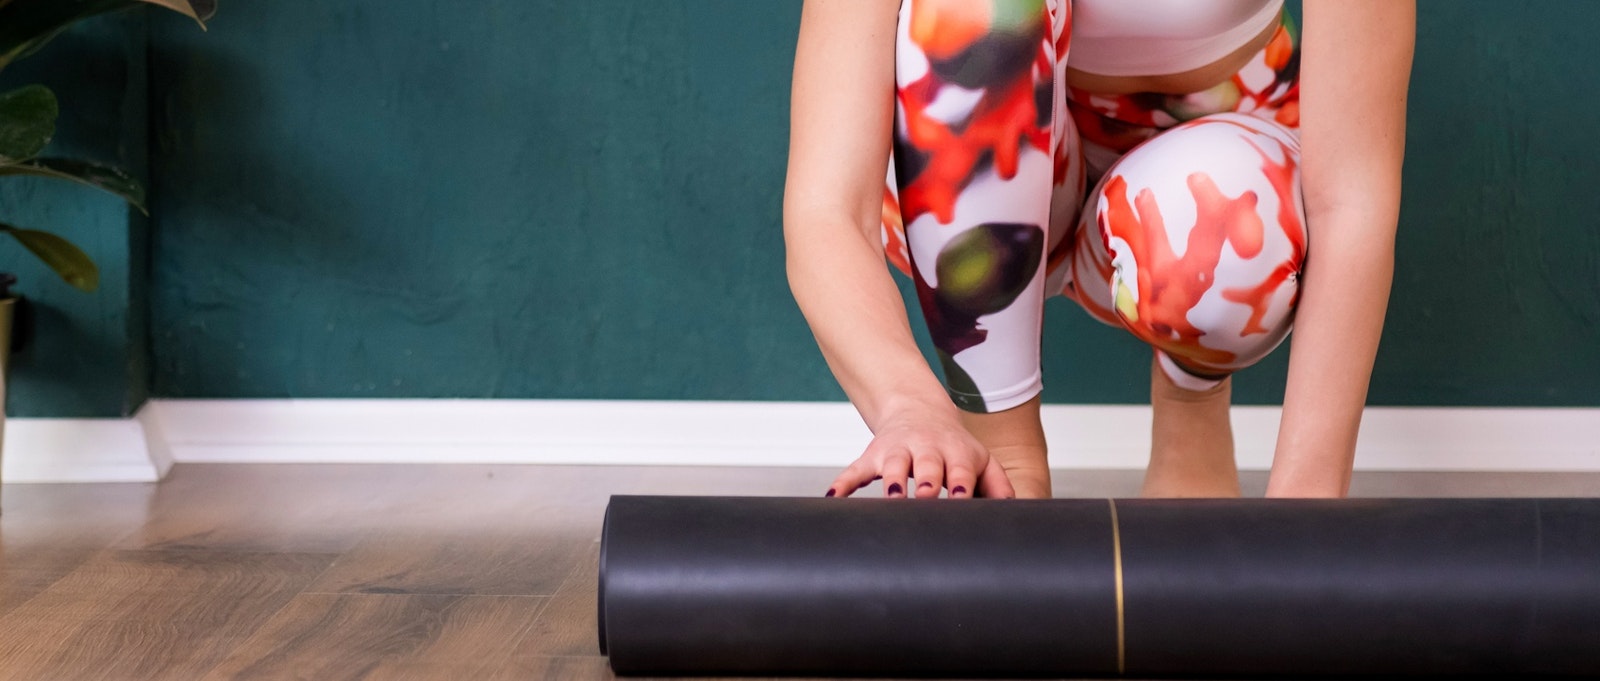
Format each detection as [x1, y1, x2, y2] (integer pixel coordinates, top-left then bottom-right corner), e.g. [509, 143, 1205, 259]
[911, 451, 944, 499]
[829, 434, 904, 498]
[976, 454, 1017, 499]
[881, 451, 912, 498]
[827, 458, 878, 498]
[945, 460, 978, 499]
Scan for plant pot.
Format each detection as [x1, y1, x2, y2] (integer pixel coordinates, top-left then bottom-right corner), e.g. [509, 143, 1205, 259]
[0, 296, 12, 514]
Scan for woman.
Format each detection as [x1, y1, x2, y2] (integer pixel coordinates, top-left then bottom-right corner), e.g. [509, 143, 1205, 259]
[785, 0, 1414, 499]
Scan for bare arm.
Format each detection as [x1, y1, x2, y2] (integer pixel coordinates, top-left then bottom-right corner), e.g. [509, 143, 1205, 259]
[1268, 0, 1416, 497]
[786, 0, 935, 430]
[785, 0, 1013, 499]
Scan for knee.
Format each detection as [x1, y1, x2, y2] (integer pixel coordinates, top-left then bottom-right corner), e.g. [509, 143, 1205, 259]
[1104, 113, 1301, 204]
[1094, 113, 1307, 373]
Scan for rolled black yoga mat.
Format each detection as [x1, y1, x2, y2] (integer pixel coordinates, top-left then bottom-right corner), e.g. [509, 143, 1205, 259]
[597, 496, 1600, 677]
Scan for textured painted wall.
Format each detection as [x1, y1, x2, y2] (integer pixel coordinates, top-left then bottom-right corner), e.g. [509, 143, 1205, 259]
[1372, 2, 1600, 405]
[60, 0, 1590, 411]
[0, 14, 148, 418]
[148, 1, 836, 402]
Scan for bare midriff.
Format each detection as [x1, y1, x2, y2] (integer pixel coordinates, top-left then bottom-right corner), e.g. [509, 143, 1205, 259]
[1063, 10, 1282, 95]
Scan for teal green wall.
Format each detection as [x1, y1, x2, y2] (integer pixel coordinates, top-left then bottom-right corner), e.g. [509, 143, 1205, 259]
[0, 13, 148, 417]
[147, 1, 834, 402]
[6, 2, 1599, 416]
[1375, 3, 1600, 405]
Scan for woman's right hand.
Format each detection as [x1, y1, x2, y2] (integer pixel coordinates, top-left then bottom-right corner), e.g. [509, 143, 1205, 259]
[824, 407, 1016, 499]
[787, 0, 1013, 500]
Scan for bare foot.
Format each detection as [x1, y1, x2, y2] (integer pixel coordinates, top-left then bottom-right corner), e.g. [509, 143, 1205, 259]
[1144, 353, 1242, 498]
[960, 395, 1052, 498]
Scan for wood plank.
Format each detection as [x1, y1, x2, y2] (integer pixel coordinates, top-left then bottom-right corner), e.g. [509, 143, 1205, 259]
[1049, 469, 1162, 498]
[359, 661, 506, 681]
[200, 593, 548, 681]
[110, 463, 813, 554]
[298, 464, 838, 598]
[0, 548, 97, 619]
[306, 530, 592, 597]
[0, 550, 332, 681]
[301, 470, 606, 596]
[486, 655, 615, 681]
[489, 655, 890, 681]
[114, 465, 441, 553]
[514, 542, 600, 658]
[1349, 470, 1600, 497]
[1, 483, 156, 619]
[0, 481, 155, 549]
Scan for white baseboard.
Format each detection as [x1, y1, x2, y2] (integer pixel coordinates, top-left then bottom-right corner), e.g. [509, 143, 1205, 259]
[141, 399, 877, 467]
[4, 400, 1599, 483]
[2, 418, 162, 483]
[146, 399, 1600, 472]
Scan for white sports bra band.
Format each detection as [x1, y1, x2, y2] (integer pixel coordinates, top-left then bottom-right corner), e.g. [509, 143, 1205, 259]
[1066, 0, 1285, 77]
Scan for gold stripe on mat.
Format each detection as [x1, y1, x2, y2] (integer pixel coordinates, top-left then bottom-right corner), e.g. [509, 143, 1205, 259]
[1108, 498, 1126, 675]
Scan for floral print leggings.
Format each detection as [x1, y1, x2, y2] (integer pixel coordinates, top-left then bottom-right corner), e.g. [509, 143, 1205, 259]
[883, 0, 1306, 412]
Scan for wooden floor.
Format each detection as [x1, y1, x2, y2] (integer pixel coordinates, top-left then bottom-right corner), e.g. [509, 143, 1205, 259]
[3, 464, 1599, 681]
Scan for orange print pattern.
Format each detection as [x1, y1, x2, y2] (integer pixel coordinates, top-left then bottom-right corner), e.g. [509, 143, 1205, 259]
[1102, 172, 1264, 366]
[877, 0, 1305, 411]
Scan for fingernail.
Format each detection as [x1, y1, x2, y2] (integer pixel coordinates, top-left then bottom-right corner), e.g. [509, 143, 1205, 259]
[952, 485, 967, 497]
[887, 483, 904, 497]
[918, 482, 933, 491]
[825, 489, 836, 498]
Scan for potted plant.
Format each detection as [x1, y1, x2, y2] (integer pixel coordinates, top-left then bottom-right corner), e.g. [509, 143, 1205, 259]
[0, 0, 215, 507]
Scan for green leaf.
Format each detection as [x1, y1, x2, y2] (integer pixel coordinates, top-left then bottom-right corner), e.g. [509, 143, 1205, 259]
[0, 84, 57, 163]
[0, 0, 215, 72]
[0, 158, 146, 213]
[0, 223, 99, 292]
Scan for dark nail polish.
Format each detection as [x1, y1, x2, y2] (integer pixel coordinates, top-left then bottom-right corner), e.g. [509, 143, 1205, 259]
[887, 483, 904, 497]
[952, 486, 968, 497]
[918, 482, 933, 490]
[825, 489, 836, 498]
